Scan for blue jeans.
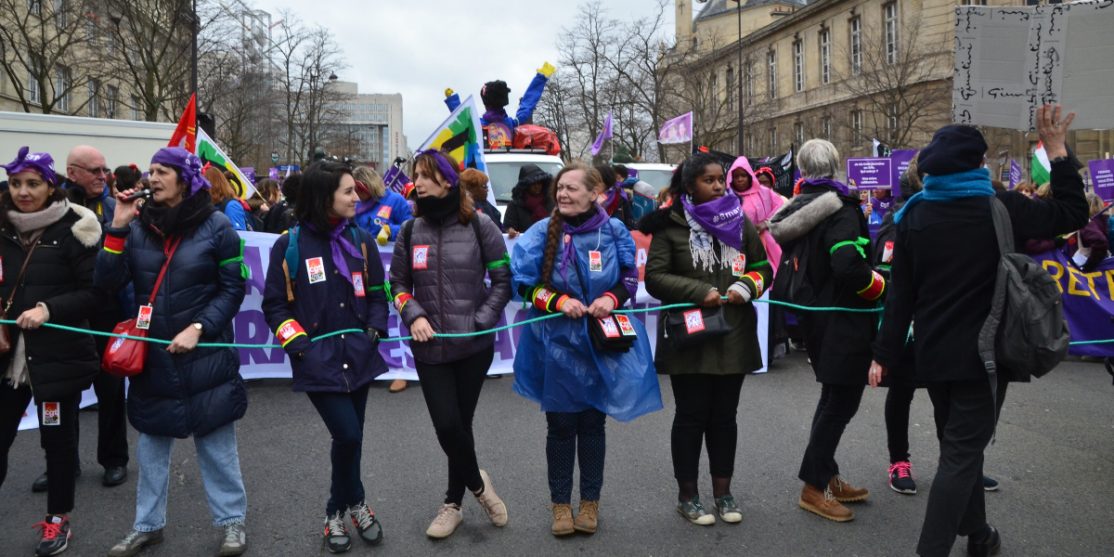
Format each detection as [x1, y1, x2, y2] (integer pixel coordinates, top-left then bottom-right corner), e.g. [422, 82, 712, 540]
[133, 422, 247, 532]
[307, 385, 370, 515]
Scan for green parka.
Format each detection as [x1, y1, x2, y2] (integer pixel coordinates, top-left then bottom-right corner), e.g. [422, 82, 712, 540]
[643, 205, 772, 376]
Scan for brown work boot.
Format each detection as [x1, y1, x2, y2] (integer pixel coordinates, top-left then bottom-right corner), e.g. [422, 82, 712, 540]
[828, 475, 869, 503]
[551, 504, 575, 537]
[799, 483, 854, 522]
[573, 500, 598, 534]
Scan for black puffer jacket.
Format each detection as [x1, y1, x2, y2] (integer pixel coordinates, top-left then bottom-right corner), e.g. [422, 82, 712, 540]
[95, 209, 247, 438]
[390, 211, 511, 365]
[0, 203, 102, 401]
[502, 164, 552, 233]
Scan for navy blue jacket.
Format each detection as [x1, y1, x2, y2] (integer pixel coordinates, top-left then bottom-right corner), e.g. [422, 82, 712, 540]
[261, 223, 389, 392]
[95, 212, 247, 438]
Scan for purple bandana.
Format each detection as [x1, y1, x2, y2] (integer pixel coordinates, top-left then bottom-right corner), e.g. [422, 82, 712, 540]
[417, 150, 459, 188]
[2, 146, 57, 185]
[309, 222, 364, 285]
[681, 192, 745, 251]
[603, 183, 629, 214]
[150, 147, 210, 195]
[803, 177, 851, 197]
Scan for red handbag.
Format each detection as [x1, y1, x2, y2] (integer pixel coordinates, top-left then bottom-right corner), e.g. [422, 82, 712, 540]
[103, 237, 181, 377]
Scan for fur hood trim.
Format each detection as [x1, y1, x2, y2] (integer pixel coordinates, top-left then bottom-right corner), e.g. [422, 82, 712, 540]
[767, 192, 842, 245]
[67, 202, 103, 248]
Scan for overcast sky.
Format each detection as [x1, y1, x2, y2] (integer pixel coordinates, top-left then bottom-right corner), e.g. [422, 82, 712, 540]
[250, 0, 676, 151]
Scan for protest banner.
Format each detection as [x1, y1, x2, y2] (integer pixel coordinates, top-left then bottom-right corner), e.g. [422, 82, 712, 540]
[1033, 249, 1114, 359]
[1088, 159, 1114, 201]
[846, 158, 893, 190]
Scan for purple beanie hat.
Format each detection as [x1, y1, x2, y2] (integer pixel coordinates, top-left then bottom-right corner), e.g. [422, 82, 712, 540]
[1, 146, 58, 186]
[150, 147, 210, 196]
[417, 149, 460, 188]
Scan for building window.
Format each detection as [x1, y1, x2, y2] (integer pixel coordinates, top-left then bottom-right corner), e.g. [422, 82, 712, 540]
[105, 84, 118, 118]
[710, 71, 718, 105]
[29, 0, 41, 16]
[767, 49, 778, 99]
[54, 0, 67, 28]
[793, 39, 804, 93]
[726, 65, 735, 111]
[794, 122, 804, 146]
[88, 79, 99, 117]
[819, 28, 831, 85]
[888, 103, 898, 137]
[821, 116, 832, 139]
[850, 16, 862, 76]
[768, 127, 778, 153]
[884, 2, 899, 65]
[131, 95, 141, 120]
[745, 58, 755, 105]
[55, 65, 70, 112]
[84, 14, 96, 39]
[28, 69, 40, 104]
[851, 109, 863, 143]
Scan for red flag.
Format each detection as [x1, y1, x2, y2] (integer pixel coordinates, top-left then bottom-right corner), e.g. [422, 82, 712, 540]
[168, 93, 197, 152]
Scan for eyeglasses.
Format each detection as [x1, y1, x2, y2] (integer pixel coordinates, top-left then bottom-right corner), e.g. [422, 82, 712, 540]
[69, 163, 111, 175]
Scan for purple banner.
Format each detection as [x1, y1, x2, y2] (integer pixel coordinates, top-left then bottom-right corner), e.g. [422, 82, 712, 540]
[1089, 159, 1114, 201]
[890, 150, 917, 199]
[591, 111, 613, 156]
[658, 112, 693, 145]
[846, 158, 893, 190]
[1009, 159, 1023, 189]
[1033, 250, 1114, 357]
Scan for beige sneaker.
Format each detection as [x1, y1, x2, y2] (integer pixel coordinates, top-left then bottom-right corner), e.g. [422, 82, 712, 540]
[425, 504, 462, 539]
[388, 379, 407, 393]
[551, 504, 574, 537]
[475, 470, 508, 526]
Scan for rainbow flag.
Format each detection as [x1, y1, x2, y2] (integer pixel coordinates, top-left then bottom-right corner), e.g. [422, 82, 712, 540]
[197, 128, 257, 199]
[416, 95, 494, 206]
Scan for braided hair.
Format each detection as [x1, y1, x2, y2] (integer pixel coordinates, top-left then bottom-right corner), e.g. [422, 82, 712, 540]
[539, 162, 605, 289]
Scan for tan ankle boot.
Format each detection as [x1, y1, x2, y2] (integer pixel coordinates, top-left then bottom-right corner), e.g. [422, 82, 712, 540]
[799, 483, 854, 522]
[573, 501, 598, 534]
[551, 504, 574, 536]
[828, 475, 869, 503]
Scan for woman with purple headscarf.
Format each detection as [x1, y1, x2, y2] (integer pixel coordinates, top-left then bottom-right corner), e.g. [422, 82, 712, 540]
[388, 150, 512, 540]
[98, 147, 249, 557]
[0, 147, 103, 556]
[643, 151, 771, 527]
[511, 162, 661, 537]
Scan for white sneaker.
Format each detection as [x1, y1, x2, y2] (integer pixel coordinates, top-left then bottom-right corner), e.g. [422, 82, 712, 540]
[475, 470, 508, 527]
[425, 504, 462, 539]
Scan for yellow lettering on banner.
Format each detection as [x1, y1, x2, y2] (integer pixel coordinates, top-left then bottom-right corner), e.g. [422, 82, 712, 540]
[1107, 270, 1114, 301]
[1066, 267, 1093, 298]
[1082, 271, 1104, 301]
[1043, 261, 1065, 294]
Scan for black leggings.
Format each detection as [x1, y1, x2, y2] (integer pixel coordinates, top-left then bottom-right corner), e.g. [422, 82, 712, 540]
[885, 383, 917, 463]
[798, 383, 865, 489]
[415, 346, 495, 505]
[669, 374, 746, 481]
[546, 409, 606, 504]
[0, 383, 80, 514]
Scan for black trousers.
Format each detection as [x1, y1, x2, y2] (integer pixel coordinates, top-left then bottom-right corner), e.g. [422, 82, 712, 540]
[917, 378, 1004, 557]
[670, 374, 746, 481]
[546, 409, 605, 504]
[415, 346, 494, 505]
[885, 383, 917, 463]
[0, 383, 80, 514]
[798, 383, 865, 489]
[307, 384, 370, 515]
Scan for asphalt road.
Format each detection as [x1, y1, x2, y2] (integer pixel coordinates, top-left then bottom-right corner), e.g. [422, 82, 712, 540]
[2, 352, 1112, 557]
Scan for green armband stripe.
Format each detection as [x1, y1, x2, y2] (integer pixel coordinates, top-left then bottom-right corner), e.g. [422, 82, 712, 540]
[746, 259, 771, 269]
[829, 237, 870, 259]
[486, 253, 511, 270]
[218, 239, 249, 280]
[368, 280, 390, 293]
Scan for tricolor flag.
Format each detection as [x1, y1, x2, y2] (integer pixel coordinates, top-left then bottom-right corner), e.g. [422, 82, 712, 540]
[416, 95, 495, 207]
[1031, 142, 1051, 185]
[197, 128, 257, 199]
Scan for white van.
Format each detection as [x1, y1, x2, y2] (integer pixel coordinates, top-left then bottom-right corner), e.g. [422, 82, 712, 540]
[484, 150, 564, 219]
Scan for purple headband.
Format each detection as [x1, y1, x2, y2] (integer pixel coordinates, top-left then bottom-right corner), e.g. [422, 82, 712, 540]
[418, 149, 460, 188]
[150, 147, 210, 196]
[2, 146, 57, 186]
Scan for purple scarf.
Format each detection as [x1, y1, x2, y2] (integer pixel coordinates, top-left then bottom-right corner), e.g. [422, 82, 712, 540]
[681, 192, 744, 251]
[309, 221, 364, 285]
[603, 184, 629, 215]
[557, 205, 611, 287]
[804, 177, 851, 197]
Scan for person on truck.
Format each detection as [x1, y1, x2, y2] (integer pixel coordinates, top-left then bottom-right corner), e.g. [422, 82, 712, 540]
[444, 62, 556, 146]
[504, 164, 553, 239]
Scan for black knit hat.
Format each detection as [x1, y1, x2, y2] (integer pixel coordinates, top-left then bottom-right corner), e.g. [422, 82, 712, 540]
[917, 125, 988, 176]
[481, 80, 510, 110]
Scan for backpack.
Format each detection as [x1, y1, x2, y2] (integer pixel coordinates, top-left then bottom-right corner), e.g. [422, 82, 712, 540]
[771, 239, 818, 307]
[977, 198, 1069, 389]
[511, 124, 561, 155]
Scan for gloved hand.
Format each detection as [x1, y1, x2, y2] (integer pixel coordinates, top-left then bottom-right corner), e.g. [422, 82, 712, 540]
[538, 62, 556, 78]
[376, 224, 391, 246]
[444, 87, 455, 98]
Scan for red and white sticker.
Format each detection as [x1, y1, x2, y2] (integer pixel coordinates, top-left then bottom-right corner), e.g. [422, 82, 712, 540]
[376, 205, 392, 219]
[136, 304, 153, 330]
[352, 272, 365, 297]
[306, 257, 326, 284]
[683, 309, 706, 334]
[882, 241, 894, 264]
[412, 245, 430, 270]
[42, 402, 60, 426]
[732, 254, 747, 276]
[614, 314, 637, 337]
[599, 317, 621, 338]
[589, 250, 603, 272]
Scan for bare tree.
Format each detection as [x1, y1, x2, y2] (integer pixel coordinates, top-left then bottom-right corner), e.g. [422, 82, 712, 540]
[534, 72, 575, 160]
[666, 32, 739, 153]
[0, 0, 104, 114]
[269, 17, 346, 165]
[607, 0, 676, 161]
[832, 14, 951, 150]
[555, 1, 620, 162]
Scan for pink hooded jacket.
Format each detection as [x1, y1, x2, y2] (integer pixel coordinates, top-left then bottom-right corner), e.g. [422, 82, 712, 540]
[728, 156, 784, 276]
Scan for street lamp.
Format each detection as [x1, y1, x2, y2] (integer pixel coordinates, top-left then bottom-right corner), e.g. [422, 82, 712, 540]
[732, 0, 745, 155]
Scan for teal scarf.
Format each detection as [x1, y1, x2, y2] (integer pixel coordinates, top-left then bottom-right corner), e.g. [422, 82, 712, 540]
[894, 168, 994, 224]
